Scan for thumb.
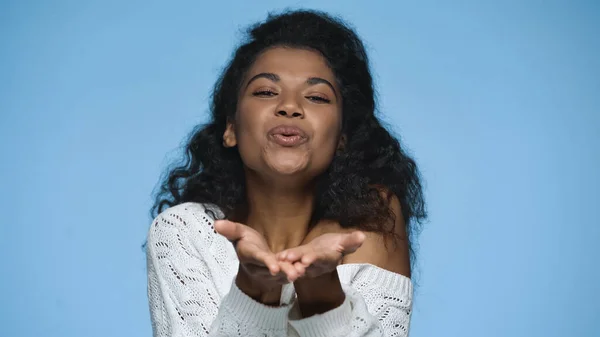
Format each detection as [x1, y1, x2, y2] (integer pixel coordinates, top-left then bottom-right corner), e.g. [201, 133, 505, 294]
[214, 220, 244, 242]
[340, 231, 366, 254]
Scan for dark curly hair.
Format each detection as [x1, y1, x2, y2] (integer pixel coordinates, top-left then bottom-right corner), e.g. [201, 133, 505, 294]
[151, 9, 427, 264]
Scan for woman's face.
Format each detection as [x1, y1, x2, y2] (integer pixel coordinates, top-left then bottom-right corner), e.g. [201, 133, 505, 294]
[223, 46, 343, 181]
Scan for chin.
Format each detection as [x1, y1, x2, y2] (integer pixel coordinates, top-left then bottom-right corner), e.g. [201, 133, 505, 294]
[268, 161, 308, 176]
[263, 151, 311, 175]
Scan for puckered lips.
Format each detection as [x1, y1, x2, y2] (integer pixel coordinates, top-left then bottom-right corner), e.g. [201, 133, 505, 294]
[267, 124, 308, 147]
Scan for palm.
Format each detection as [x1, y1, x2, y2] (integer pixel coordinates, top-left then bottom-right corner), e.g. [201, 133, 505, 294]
[277, 231, 365, 278]
[215, 220, 300, 286]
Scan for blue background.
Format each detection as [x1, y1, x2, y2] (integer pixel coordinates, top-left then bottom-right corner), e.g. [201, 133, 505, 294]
[1, 1, 598, 336]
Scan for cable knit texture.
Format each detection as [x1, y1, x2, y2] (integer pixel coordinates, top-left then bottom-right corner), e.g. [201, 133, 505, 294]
[147, 202, 413, 337]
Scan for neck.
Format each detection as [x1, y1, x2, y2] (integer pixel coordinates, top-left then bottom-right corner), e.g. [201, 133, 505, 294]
[243, 173, 315, 253]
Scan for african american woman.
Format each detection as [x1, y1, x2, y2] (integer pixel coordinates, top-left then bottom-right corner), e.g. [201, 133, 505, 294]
[147, 9, 426, 337]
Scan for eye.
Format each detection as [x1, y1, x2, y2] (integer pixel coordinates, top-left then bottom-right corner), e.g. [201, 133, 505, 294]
[306, 95, 331, 104]
[252, 90, 277, 97]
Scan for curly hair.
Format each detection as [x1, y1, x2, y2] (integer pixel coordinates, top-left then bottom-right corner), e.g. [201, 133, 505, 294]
[151, 9, 427, 263]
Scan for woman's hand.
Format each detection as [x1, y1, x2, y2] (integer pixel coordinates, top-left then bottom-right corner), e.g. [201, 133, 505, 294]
[276, 231, 366, 278]
[275, 230, 366, 316]
[214, 220, 302, 304]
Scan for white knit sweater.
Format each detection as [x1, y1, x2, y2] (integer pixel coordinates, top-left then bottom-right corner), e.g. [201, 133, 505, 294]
[146, 202, 413, 337]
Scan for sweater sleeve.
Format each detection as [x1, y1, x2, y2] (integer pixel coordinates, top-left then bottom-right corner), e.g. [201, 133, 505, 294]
[146, 204, 291, 337]
[288, 264, 413, 337]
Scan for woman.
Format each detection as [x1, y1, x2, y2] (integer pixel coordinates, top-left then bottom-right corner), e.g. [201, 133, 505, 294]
[147, 9, 426, 337]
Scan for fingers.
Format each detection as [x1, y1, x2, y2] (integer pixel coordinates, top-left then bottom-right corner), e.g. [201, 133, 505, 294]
[277, 246, 309, 263]
[217, 220, 283, 277]
[277, 231, 366, 264]
[293, 262, 306, 275]
[277, 246, 316, 270]
[253, 249, 280, 276]
[279, 261, 301, 282]
[300, 253, 317, 266]
[245, 262, 303, 284]
[216, 219, 309, 284]
[246, 248, 304, 281]
[214, 220, 244, 242]
[340, 231, 366, 254]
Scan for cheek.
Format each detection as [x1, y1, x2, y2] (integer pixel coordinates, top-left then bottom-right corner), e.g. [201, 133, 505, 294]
[319, 110, 342, 142]
[235, 129, 265, 172]
[235, 121, 261, 153]
[312, 115, 343, 160]
[233, 105, 268, 165]
[235, 100, 262, 140]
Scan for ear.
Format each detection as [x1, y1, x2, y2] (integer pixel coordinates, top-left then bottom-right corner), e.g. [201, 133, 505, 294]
[337, 134, 347, 151]
[222, 122, 237, 148]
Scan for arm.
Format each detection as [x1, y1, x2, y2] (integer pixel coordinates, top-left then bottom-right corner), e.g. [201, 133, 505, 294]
[146, 204, 291, 337]
[288, 264, 412, 337]
[286, 196, 413, 337]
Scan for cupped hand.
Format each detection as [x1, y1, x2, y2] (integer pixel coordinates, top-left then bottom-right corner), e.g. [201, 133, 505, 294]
[276, 231, 366, 278]
[214, 220, 302, 287]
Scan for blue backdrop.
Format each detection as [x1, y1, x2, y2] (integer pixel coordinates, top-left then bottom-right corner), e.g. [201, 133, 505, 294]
[1, 1, 598, 336]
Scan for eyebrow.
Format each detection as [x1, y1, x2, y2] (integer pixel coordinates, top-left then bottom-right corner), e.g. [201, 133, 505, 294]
[246, 72, 280, 87]
[245, 72, 338, 97]
[307, 77, 337, 97]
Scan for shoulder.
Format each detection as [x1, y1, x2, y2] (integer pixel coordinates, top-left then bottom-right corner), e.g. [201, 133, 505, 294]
[147, 202, 225, 246]
[146, 202, 239, 295]
[156, 202, 224, 221]
[342, 193, 411, 277]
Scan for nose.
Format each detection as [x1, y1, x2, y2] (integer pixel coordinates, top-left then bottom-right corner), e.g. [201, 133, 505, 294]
[275, 94, 304, 118]
[276, 110, 303, 118]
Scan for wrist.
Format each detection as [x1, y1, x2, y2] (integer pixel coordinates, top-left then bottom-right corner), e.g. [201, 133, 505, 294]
[235, 268, 260, 298]
[236, 266, 282, 306]
[294, 270, 346, 316]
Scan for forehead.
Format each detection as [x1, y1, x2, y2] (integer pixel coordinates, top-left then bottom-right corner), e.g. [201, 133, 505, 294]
[247, 46, 335, 79]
